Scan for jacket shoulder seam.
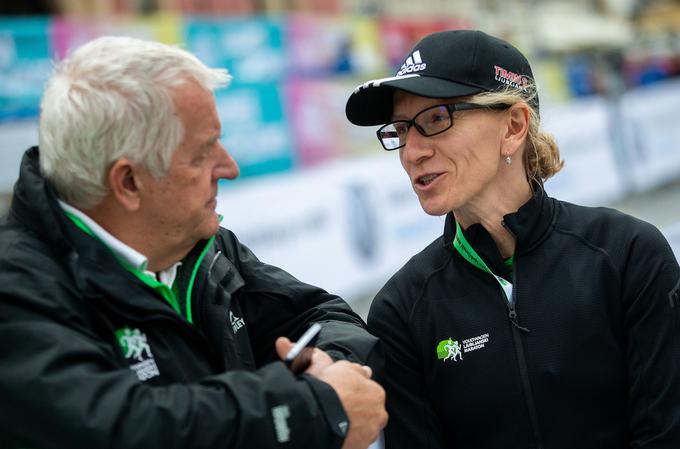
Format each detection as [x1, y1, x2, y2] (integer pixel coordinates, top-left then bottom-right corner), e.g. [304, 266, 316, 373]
[552, 226, 621, 279]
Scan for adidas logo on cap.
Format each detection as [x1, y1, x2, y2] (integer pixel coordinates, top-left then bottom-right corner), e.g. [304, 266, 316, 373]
[397, 50, 426, 76]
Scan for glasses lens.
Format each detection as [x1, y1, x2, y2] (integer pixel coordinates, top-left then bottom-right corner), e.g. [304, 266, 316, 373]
[415, 105, 452, 136]
[379, 122, 409, 150]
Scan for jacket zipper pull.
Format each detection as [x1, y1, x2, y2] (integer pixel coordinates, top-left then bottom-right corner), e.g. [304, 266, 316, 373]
[508, 303, 530, 333]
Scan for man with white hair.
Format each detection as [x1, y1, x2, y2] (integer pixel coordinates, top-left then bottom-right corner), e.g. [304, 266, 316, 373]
[0, 36, 387, 449]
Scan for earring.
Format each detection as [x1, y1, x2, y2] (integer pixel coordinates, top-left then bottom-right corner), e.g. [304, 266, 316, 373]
[504, 155, 513, 165]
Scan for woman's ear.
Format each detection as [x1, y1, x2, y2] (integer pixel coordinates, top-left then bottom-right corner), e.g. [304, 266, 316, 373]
[500, 103, 530, 158]
[107, 158, 142, 212]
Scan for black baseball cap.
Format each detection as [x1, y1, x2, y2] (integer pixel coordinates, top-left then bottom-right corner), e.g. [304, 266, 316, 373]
[345, 29, 536, 126]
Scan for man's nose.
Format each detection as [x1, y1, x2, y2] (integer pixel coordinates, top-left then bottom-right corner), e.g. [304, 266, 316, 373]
[214, 144, 240, 180]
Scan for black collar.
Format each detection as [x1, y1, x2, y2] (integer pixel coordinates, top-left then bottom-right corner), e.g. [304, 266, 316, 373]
[10, 147, 136, 287]
[442, 186, 556, 274]
[10, 147, 74, 256]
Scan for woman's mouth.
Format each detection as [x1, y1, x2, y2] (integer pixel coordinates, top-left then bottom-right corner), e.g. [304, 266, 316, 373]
[417, 173, 442, 186]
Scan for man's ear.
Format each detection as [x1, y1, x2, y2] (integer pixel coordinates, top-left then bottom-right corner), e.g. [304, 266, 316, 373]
[108, 158, 142, 212]
[500, 103, 530, 158]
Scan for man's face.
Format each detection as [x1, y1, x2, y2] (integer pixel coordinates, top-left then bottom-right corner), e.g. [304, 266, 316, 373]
[137, 80, 239, 255]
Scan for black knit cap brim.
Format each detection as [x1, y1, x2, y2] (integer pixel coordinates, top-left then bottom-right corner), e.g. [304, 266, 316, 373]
[345, 75, 486, 126]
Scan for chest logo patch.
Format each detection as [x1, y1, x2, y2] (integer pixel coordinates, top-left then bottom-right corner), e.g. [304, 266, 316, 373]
[436, 333, 490, 363]
[437, 338, 463, 362]
[116, 327, 160, 381]
[230, 311, 245, 334]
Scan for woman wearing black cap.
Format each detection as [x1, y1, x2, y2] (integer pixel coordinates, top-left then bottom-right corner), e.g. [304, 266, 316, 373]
[346, 29, 680, 449]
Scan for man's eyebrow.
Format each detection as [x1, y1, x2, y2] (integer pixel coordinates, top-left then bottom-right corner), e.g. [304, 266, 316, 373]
[201, 133, 221, 148]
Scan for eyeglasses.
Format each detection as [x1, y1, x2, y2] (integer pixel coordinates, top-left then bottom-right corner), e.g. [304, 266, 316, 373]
[376, 102, 510, 151]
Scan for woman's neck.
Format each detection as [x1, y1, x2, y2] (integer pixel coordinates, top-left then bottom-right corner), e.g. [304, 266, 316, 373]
[454, 181, 532, 258]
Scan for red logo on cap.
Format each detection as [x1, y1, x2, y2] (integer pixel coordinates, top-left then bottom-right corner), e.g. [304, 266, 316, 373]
[494, 65, 529, 89]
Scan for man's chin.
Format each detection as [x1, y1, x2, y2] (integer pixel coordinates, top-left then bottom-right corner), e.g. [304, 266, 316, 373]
[197, 215, 220, 241]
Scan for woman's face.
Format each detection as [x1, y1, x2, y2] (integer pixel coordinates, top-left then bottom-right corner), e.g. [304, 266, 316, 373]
[394, 91, 507, 216]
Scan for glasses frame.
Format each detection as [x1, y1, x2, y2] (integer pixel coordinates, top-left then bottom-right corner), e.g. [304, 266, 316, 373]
[376, 102, 510, 151]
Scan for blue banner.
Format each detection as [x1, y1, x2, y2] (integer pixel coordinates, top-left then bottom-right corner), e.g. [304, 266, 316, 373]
[215, 82, 295, 179]
[184, 16, 286, 85]
[0, 17, 52, 120]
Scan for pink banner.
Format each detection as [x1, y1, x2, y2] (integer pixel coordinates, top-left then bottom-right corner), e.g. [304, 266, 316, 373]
[287, 78, 378, 166]
[51, 18, 101, 60]
[287, 15, 385, 77]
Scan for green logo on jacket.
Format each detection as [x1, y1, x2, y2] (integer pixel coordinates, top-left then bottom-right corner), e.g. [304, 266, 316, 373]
[436, 338, 463, 362]
[115, 327, 160, 381]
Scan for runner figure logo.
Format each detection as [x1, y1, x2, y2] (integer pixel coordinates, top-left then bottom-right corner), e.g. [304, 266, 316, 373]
[116, 327, 160, 381]
[118, 327, 152, 361]
[437, 338, 463, 362]
[436, 333, 490, 363]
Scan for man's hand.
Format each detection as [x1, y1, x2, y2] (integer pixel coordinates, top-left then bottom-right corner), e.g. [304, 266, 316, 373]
[276, 337, 388, 449]
[275, 336, 334, 375]
[316, 360, 387, 449]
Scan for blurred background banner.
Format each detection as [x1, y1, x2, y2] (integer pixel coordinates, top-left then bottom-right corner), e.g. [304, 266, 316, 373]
[214, 82, 295, 177]
[540, 96, 626, 206]
[184, 16, 286, 83]
[1, 0, 680, 310]
[619, 79, 680, 191]
[0, 16, 51, 120]
[52, 13, 182, 57]
[286, 15, 384, 77]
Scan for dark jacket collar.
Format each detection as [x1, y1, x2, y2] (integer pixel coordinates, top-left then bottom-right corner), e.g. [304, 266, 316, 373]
[9, 147, 74, 256]
[10, 148, 135, 271]
[442, 185, 556, 273]
[9, 147, 143, 294]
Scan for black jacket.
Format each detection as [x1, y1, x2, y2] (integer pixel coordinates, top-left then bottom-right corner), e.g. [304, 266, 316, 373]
[368, 187, 680, 449]
[0, 147, 382, 449]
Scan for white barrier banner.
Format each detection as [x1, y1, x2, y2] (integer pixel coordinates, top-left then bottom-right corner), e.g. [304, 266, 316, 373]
[620, 79, 680, 191]
[541, 96, 626, 205]
[0, 118, 38, 192]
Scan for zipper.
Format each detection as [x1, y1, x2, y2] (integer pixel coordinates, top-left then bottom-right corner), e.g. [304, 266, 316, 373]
[506, 260, 544, 449]
[207, 250, 222, 276]
[508, 301, 530, 332]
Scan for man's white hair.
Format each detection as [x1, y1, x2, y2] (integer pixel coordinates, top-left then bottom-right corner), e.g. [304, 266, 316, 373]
[39, 35, 231, 208]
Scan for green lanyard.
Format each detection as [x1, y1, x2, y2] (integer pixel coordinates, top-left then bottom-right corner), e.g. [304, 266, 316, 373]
[453, 221, 514, 303]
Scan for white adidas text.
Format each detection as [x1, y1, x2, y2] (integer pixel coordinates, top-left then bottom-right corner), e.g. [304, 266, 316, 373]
[397, 50, 427, 76]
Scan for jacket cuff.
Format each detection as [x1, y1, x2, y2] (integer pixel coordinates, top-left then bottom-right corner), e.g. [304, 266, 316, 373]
[300, 374, 349, 449]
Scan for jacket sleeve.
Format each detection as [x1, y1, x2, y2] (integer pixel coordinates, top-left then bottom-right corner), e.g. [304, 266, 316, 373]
[622, 222, 680, 448]
[0, 291, 348, 449]
[367, 282, 447, 449]
[219, 229, 383, 373]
